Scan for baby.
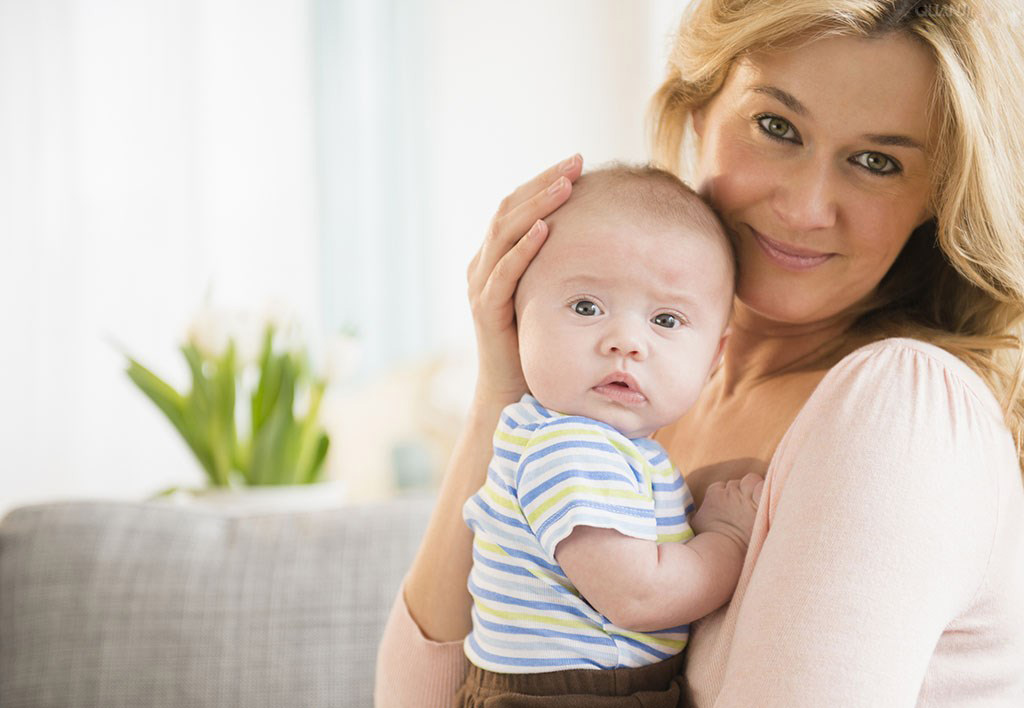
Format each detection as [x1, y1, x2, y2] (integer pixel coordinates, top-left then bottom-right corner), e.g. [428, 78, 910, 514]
[457, 164, 762, 705]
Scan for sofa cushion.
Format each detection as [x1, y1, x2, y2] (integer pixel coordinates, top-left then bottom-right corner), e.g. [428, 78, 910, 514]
[0, 496, 433, 708]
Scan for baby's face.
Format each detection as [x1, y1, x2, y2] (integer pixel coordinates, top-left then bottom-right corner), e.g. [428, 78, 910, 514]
[515, 206, 733, 438]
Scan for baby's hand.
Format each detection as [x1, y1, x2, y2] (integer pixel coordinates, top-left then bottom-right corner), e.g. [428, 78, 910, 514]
[690, 473, 764, 550]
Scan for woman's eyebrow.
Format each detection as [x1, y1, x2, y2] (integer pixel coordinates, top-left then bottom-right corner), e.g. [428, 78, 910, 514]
[864, 133, 924, 151]
[750, 85, 808, 116]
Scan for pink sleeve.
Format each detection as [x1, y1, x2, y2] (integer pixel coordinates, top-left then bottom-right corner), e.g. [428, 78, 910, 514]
[374, 580, 469, 708]
[713, 341, 1004, 706]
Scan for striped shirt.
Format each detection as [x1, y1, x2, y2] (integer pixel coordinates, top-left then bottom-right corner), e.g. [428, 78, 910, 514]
[462, 394, 696, 673]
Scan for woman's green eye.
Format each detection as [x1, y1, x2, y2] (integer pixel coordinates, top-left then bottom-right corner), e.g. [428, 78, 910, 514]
[757, 115, 796, 140]
[652, 313, 681, 329]
[853, 151, 900, 175]
[572, 300, 601, 316]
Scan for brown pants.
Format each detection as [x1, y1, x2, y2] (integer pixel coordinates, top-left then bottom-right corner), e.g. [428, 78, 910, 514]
[455, 652, 690, 708]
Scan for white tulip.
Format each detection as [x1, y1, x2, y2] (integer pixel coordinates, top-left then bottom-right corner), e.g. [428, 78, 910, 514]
[324, 331, 361, 384]
[186, 305, 233, 360]
[260, 297, 304, 354]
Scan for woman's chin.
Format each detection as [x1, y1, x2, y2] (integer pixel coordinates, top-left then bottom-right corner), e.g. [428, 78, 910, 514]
[733, 284, 848, 329]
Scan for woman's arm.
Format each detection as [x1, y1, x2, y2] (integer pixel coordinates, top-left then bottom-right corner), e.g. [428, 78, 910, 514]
[708, 340, 1006, 707]
[375, 157, 584, 707]
[395, 155, 585, 644]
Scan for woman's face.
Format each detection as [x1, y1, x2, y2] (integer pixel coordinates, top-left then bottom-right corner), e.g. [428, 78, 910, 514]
[693, 32, 936, 326]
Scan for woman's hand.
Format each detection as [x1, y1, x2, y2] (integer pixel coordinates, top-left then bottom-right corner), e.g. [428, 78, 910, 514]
[466, 153, 584, 404]
[397, 154, 584, 644]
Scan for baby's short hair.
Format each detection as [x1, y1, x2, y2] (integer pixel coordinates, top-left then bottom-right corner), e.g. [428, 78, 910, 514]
[549, 162, 737, 289]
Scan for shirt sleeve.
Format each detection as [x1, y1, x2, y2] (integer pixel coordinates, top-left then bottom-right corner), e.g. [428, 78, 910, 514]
[374, 579, 467, 708]
[713, 341, 1005, 707]
[516, 420, 658, 561]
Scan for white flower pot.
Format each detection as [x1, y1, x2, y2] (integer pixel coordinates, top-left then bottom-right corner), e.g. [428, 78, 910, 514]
[150, 479, 347, 515]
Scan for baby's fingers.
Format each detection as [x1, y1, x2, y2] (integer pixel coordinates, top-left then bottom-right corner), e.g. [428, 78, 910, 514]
[739, 472, 765, 506]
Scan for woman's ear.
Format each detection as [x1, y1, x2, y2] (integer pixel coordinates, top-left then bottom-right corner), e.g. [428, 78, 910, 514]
[692, 105, 707, 139]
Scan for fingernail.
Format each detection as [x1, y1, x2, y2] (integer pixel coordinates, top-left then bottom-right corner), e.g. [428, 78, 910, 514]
[547, 176, 566, 195]
[558, 154, 578, 173]
[528, 219, 544, 238]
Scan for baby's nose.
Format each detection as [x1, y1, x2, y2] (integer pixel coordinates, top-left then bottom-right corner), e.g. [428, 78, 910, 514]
[600, 321, 647, 360]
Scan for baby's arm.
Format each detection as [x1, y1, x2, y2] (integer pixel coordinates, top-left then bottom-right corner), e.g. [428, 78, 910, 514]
[554, 473, 763, 632]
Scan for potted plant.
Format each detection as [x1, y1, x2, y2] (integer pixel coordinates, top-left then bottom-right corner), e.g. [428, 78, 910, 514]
[121, 310, 347, 511]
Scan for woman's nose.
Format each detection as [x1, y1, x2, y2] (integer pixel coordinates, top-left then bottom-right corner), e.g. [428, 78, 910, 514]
[600, 319, 647, 361]
[771, 159, 838, 232]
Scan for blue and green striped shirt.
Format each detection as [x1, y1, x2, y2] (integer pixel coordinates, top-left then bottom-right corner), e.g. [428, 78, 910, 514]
[462, 394, 696, 673]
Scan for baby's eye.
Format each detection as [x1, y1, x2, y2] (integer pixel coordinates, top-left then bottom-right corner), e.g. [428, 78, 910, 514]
[652, 313, 682, 329]
[572, 300, 602, 317]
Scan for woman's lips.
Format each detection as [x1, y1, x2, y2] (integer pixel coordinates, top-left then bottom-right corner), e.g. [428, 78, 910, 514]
[750, 228, 835, 271]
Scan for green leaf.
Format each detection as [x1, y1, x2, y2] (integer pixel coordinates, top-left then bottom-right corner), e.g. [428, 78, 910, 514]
[251, 326, 279, 435]
[233, 438, 253, 484]
[124, 358, 187, 435]
[206, 340, 237, 486]
[126, 356, 217, 483]
[293, 380, 328, 484]
[250, 356, 297, 485]
[181, 342, 224, 484]
[301, 433, 330, 484]
[146, 485, 184, 500]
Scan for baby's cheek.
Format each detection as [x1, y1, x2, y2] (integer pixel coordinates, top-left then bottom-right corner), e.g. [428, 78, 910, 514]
[519, 347, 567, 409]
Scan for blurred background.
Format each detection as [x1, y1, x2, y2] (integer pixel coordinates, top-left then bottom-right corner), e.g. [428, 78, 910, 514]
[0, 0, 690, 517]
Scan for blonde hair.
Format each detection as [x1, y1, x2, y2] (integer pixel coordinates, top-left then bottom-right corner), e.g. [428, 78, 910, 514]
[649, 0, 1024, 470]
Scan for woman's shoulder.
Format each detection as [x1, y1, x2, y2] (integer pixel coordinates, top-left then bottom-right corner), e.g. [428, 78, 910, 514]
[773, 336, 1018, 493]
[819, 336, 1005, 424]
[768, 336, 1019, 560]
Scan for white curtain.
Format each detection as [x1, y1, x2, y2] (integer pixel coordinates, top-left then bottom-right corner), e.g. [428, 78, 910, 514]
[0, 0, 321, 514]
[314, 0, 430, 371]
[0, 0, 692, 515]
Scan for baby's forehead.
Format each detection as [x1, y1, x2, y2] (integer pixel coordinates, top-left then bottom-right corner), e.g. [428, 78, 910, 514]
[551, 173, 722, 234]
[548, 197, 722, 256]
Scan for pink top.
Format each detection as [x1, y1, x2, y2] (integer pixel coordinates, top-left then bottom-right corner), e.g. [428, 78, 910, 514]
[375, 338, 1024, 707]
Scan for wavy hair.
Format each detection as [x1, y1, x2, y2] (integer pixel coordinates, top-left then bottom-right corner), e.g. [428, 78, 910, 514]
[649, 0, 1024, 470]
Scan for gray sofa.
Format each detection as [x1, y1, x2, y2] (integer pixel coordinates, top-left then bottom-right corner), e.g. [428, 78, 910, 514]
[0, 496, 435, 708]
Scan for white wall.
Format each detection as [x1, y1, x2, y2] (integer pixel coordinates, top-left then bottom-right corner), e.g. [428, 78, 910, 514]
[0, 0, 692, 517]
[422, 0, 690, 354]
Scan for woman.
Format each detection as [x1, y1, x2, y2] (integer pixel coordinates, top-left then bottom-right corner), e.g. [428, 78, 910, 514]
[377, 0, 1024, 705]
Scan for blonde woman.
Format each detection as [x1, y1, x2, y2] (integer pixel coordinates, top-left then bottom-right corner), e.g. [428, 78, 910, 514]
[376, 1, 1024, 705]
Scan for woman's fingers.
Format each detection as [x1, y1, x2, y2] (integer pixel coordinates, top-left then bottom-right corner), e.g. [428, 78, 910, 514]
[499, 153, 582, 217]
[468, 155, 582, 298]
[471, 176, 569, 295]
[463, 155, 583, 402]
[476, 219, 549, 317]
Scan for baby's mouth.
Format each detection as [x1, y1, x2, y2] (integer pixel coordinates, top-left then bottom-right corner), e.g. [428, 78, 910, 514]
[593, 373, 647, 405]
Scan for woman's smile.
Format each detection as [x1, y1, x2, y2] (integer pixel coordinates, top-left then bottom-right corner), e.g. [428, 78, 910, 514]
[748, 226, 836, 272]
